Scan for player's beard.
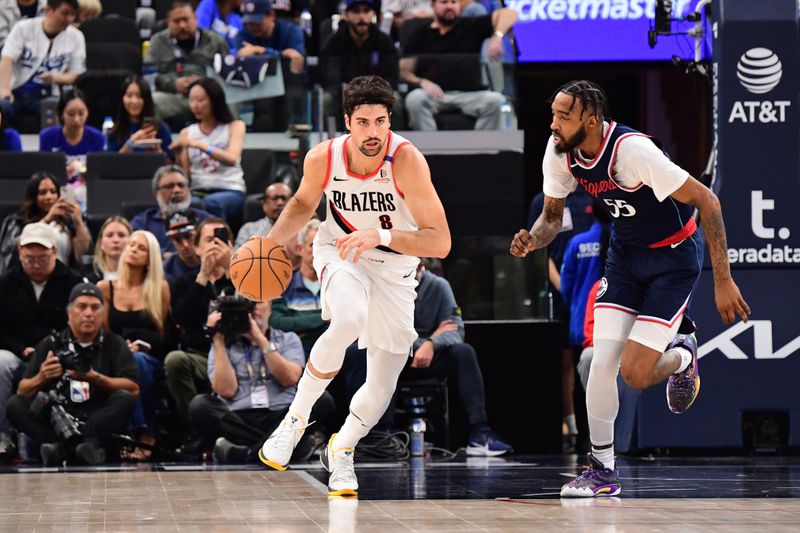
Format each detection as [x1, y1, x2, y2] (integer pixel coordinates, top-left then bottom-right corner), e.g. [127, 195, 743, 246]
[553, 125, 587, 154]
[359, 137, 384, 157]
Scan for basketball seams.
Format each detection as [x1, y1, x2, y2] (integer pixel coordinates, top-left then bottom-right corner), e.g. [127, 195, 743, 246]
[231, 238, 292, 302]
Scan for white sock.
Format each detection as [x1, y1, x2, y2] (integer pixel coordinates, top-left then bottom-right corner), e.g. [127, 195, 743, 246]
[591, 445, 615, 470]
[672, 347, 693, 374]
[333, 414, 370, 450]
[564, 414, 578, 435]
[288, 368, 332, 422]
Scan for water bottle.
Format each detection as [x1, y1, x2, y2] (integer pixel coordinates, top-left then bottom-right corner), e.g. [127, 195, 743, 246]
[500, 99, 514, 130]
[300, 9, 312, 37]
[380, 11, 393, 35]
[101, 115, 114, 150]
[17, 432, 29, 462]
[410, 418, 426, 456]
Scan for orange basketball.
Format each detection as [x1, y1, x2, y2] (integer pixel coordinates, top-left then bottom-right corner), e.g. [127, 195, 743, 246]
[229, 237, 293, 302]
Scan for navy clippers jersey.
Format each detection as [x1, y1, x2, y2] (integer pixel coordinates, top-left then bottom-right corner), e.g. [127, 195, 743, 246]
[567, 122, 696, 249]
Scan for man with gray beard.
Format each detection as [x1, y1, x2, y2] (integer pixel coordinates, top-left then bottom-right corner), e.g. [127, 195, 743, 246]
[130, 165, 213, 256]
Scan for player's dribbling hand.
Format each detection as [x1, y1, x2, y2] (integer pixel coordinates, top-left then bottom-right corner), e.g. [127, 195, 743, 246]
[509, 229, 535, 257]
[714, 277, 751, 325]
[335, 230, 380, 263]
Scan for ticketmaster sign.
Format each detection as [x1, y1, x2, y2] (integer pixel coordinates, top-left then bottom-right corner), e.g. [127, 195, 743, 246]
[507, 0, 711, 62]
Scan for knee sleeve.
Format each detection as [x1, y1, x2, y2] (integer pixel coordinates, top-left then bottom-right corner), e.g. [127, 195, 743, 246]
[308, 273, 368, 374]
[348, 348, 407, 427]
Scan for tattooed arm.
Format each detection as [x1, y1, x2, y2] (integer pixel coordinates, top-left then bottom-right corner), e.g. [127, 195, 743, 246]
[671, 176, 750, 324]
[510, 196, 565, 257]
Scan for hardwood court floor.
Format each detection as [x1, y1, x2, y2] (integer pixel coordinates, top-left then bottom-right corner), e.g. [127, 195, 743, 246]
[1, 456, 799, 531]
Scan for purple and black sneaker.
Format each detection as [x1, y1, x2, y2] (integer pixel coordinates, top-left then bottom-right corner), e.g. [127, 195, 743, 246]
[560, 454, 621, 497]
[666, 333, 700, 414]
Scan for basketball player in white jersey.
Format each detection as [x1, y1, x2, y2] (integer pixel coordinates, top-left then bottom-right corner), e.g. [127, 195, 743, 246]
[257, 75, 451, 496]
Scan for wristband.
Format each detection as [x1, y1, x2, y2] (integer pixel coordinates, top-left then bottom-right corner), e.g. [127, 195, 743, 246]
[494, 30, 504, 39]
[125, 139, 136, 150]
[377, 228, 392, 246]
[206, 146, 214, 157]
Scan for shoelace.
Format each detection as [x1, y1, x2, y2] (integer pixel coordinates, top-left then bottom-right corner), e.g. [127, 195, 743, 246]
[270, 417, 313, 449]
[332, 452, 357, 482]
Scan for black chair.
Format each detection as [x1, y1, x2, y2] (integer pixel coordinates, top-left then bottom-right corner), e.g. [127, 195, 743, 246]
[79, 15, 140, 44]
[79, 42, 142, 128]
[99, 0, 138, 21]
[243, 197, 264, 224]
[85, 153, 167, 218]
[241, 148, 276, 196]
[120, 201, 157, 221]
[0, 153, 67, 199]
[395, 378, 450, 450]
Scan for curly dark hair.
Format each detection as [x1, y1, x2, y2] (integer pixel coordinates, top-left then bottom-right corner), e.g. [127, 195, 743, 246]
[342, 76, 395, 118]
[549, 80, 608, 121]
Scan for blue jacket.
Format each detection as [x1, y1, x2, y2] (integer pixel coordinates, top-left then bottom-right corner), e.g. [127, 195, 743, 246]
[560, 222, 606, 346]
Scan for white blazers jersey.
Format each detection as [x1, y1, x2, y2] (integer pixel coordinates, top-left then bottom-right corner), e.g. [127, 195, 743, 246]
[317, 131, 419, 265]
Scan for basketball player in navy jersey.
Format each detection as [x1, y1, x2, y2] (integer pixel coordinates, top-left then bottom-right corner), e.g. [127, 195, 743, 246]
[511, 80, 750, 497]
[257, 75, 450, 496]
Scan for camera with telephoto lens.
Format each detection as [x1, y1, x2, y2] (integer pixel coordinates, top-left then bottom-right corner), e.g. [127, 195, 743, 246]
[30, 382, 83, 443]
[209, 294, 256, 336]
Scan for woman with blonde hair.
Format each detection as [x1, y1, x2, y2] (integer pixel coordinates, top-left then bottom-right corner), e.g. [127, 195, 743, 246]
[99, 230, 171, 460]
[89, 216, 132, 282]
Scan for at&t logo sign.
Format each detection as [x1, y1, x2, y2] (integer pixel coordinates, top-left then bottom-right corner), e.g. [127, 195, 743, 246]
[728, 47, 791, 124]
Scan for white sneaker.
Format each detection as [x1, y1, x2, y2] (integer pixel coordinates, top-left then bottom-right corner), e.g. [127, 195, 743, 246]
[320, 433, 358, 497]
[259, 412, 307, 471]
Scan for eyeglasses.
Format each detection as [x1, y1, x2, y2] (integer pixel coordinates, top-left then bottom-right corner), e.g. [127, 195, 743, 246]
[20, 256, 52, 267]
[159, 182, 188, 190]
[265, 195, 289, 202]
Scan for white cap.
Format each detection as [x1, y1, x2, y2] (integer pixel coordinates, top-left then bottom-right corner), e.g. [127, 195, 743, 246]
[19, 222, 57, 249]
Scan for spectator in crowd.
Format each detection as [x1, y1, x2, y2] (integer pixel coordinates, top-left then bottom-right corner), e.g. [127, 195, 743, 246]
[170, 78, 246, 222]
[320, 0, 399, 126]
[107, 75, 174, 160]
[0, 172, 91, 274]
[0, 223, 83, 458]
[87, 216, 131, 283]
[235, 0, 304, 74]
[459, 0, 485, 17]
[130, 165, 213, 256]
[40, 88, 104, 181]
[6, 282, 139, 465]
[75, 0, 99, 23]
[0, 0, 46, 50]
[0, 0, 85, 128]
[235, 182, 292, 247]
[269, 219, 326, 357]
[196, 0, 243, 50]
[0, 109, 22, 151]
[163, 210, 201, 283]
[165, 218, 234, 445]
[189, 299, 334, 463]
[342, 259, 512, 455]
[145, 0, 228, 130]
[527, 189, 595, 452]
[399, 0, 516, 130]
[98, 230, 169, 461]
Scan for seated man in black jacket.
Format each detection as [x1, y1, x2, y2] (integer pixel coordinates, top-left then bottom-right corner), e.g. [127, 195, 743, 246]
[0, 223, 83, 459]
[164, 217, 235, 443]
[5, 283, 140, 465]
[320, 0, 400, 128]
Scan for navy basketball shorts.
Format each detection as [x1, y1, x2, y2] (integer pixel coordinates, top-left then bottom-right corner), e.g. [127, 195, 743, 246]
[594, 229, 704, 352]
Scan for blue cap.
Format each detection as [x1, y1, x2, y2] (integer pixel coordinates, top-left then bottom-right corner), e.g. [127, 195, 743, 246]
[242, 0, 272, 23]
[345, 0, 375, 10]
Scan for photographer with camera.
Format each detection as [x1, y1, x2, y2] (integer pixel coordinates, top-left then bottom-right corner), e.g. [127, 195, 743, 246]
[164, 217, 234, 448]
[5, 283, 140, 466]
[0, 222, 83, 459]
[188, 298, 334, 463]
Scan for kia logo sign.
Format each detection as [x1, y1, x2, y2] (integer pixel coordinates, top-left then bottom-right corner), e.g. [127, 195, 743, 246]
[736, 48, 782, 94]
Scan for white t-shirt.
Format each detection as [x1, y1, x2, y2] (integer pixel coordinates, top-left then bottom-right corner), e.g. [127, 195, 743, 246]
[2, 17, 86, 90]
[541, 122, 689, 202]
